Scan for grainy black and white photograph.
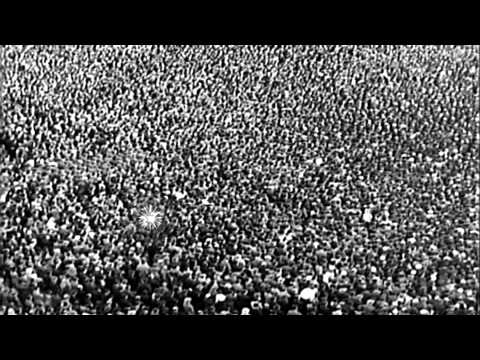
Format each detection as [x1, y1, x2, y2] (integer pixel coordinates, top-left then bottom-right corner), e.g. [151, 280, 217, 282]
[0, 45, 478, 315]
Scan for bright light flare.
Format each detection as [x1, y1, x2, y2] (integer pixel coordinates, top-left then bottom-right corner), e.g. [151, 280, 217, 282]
[138, 205, 162, 230]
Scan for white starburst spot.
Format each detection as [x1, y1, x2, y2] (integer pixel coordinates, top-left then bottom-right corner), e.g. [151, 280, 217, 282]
[138, 205, 162, 230]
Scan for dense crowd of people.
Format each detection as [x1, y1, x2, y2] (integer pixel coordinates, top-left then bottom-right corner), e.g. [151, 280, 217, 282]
[0, 45, 478, 315]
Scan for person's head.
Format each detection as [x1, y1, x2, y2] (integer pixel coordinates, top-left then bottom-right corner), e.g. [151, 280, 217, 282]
[241, 307, 250, 315]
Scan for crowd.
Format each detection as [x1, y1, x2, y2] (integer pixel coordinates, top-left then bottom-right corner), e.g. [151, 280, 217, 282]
[0, 45, 478, 315]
